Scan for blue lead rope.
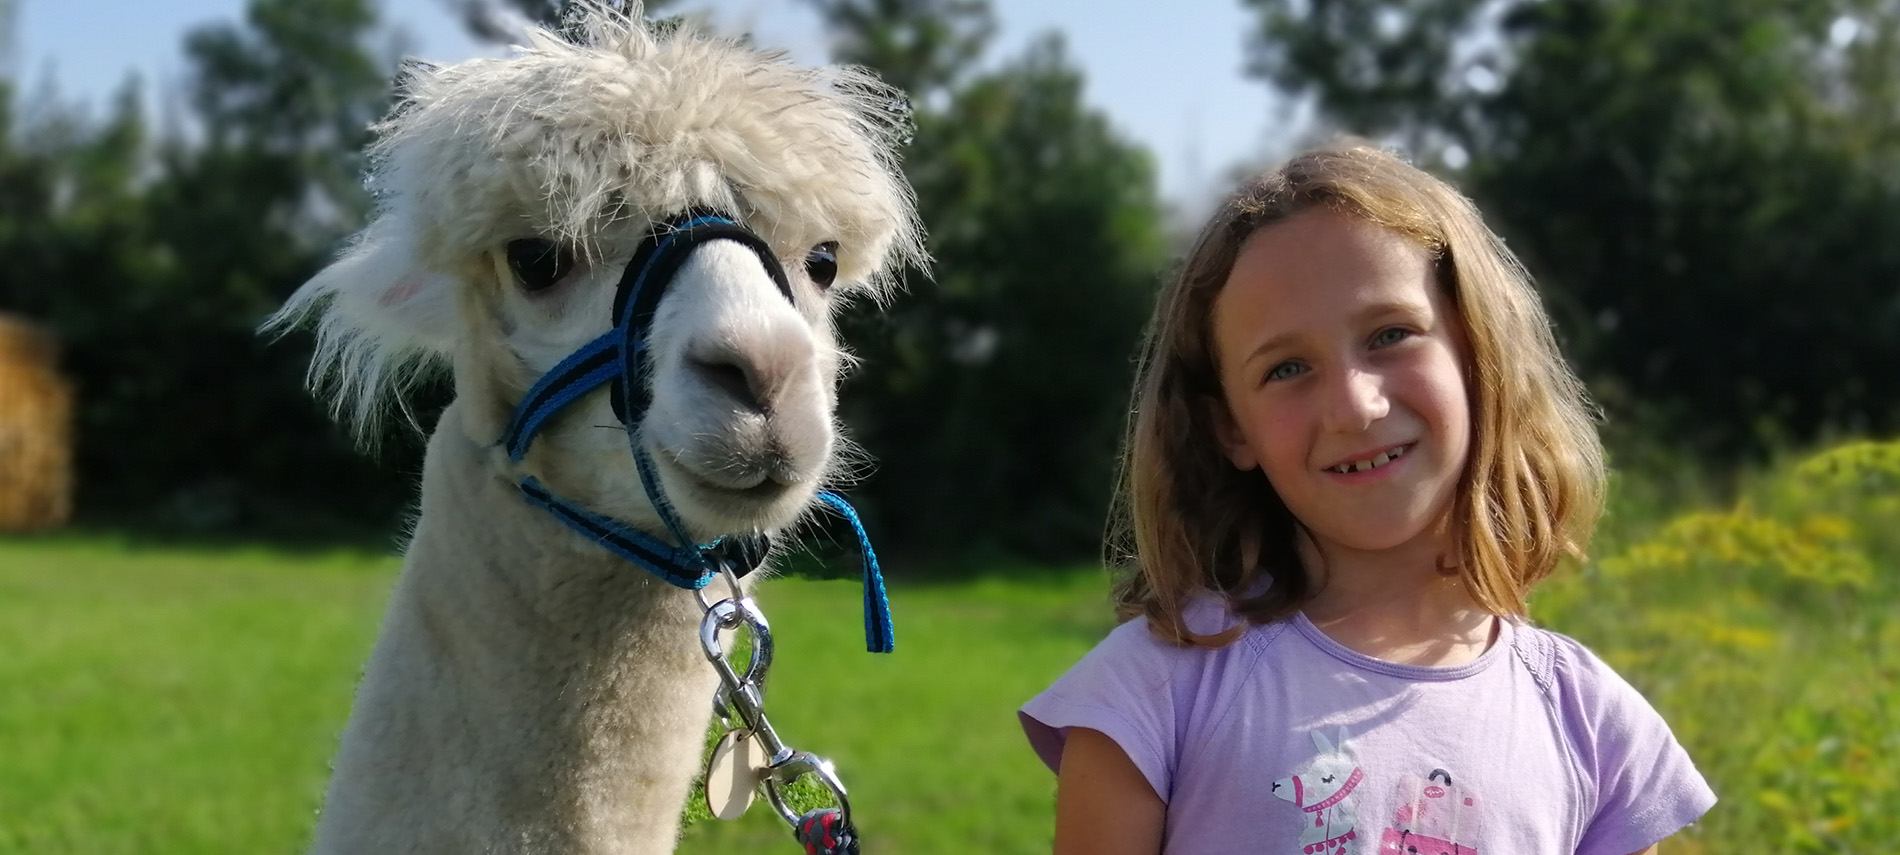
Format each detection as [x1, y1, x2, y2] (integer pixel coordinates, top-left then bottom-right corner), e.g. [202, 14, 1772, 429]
[517, 476, 719, 589]
[816, 490, 894, 654]
[518, 476, 895, 653]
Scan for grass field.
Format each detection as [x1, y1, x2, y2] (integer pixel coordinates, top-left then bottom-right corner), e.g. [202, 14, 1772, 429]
[0, 440, 1893, 854]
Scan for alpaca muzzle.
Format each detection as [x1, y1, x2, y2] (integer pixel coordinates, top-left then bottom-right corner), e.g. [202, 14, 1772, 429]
[495, 209, 894, 654]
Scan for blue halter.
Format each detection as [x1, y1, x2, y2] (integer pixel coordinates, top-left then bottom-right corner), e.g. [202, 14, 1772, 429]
[495, 209, 894, 654]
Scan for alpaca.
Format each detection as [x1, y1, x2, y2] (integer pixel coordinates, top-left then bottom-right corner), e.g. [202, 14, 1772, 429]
[1272, 728, 1365, 855]
[266, 5, 923, 853]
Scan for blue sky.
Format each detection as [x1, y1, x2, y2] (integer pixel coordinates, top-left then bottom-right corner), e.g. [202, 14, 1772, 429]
[16, 0, 1301, 211]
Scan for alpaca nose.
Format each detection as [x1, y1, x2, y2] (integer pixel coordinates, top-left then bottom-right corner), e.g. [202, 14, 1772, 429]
[688, 335, 811, 415]
[691, 350, 765, 413]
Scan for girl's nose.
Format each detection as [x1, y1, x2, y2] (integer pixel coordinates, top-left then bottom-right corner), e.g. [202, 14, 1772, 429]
[1322, 367, 1390, 432]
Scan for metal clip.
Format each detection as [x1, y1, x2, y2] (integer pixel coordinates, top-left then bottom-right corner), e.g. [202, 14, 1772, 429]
[699, 596, 787, 763]
[763, 750, 853, 830]
[694, 555, 857, 848]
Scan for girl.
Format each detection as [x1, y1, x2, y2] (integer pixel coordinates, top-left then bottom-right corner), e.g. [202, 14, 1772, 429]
[1020, 145, 1714, 855]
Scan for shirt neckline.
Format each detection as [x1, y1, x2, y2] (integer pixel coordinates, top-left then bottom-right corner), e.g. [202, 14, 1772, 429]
[1291, 610, 1514, 681]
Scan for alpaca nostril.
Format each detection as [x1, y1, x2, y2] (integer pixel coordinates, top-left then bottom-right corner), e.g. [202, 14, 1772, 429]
[691, 355, 764, 413]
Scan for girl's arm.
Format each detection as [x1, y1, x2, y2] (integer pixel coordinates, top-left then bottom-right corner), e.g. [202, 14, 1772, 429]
[1054, 727, 1165, 855]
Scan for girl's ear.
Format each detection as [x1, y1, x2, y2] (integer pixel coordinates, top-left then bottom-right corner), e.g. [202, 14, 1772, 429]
[1210, 397, 1260, 471]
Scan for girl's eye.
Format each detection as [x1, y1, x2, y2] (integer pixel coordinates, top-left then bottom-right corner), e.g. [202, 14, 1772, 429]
[805, 241, 840, 290]
[505, 238, 575, 292]
[1371, 326, 1413, 348]
[1265, 361, 1307, 383]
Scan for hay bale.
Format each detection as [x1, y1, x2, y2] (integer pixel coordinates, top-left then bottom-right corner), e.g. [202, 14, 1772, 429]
[0, 314, 74, 531]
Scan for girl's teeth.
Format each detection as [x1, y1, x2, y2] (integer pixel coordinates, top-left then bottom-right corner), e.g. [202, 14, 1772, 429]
[1334, 445, 1407, 474]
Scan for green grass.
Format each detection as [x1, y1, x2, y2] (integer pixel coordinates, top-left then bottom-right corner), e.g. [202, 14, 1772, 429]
[0, 440, 1893, 854]
[0, 539, 1111, 855]
[676, 571, 1111, 854]
[0, 537, 389, 855]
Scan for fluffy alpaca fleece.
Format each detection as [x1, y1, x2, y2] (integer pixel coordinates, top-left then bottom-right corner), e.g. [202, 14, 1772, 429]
[268, 5, 922, 853]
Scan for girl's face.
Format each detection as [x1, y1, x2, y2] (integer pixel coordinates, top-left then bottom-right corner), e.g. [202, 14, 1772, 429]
[1211, 209, 1471, 558]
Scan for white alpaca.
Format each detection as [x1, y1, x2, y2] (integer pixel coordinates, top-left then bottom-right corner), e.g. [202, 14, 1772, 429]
[267, 5, 923, 853]
[1272, 728, 1365, 855]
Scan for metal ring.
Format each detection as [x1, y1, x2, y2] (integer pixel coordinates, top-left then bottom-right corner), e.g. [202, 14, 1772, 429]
[699, 598, 775, 688]
[761, 751, 852, 829]
[691, 540, 751, 612]
[715, 559, 746, 604]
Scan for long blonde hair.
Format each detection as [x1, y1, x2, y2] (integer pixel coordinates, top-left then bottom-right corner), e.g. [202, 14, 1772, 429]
[1112, 144, 1605, 647]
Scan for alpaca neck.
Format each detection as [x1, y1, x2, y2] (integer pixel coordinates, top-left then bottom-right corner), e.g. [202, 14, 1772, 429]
[310, 402, 724, 855]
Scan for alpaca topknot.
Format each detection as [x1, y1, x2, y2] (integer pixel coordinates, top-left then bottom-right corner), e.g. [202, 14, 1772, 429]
[274, 0, 924, 439]
[372, 1, 923, 285]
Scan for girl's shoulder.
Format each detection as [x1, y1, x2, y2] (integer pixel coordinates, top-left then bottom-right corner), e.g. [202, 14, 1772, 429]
[1095, 592, 1294, 665]
[1509, 622, 1693, 761]
[1019, 594, 1293, 791]
[1508, 622, 1649, 709]
[1509, 626, 1718, 851]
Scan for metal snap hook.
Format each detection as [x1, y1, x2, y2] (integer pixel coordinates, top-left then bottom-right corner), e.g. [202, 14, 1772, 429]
[762, 750, 852, 830]
[699, 596, 775, 689]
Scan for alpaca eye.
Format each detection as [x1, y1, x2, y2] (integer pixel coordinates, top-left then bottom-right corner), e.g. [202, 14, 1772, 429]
[805, 241, 839, 290]
[506, 238, 575, 292]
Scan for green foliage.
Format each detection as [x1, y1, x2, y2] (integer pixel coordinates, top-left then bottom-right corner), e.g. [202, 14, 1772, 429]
[1535, 439, 1900, 852]
[1242, 0, 1900, 458]
[0, 0, 422, 537]
[484, 0, 680, 31]
[813, 0, 1169, 562]
[809, 0, 995, 96]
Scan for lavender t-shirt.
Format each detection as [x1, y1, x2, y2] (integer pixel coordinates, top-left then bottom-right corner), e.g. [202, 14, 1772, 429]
[1021, 601, 1715, 855]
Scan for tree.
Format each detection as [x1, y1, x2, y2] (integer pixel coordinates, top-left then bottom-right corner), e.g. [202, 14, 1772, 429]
[810, 0, 1169, 563]
[450, 0, 680, 38]
[1243, 0, 1900, 457]
[0, 0, 408, 537]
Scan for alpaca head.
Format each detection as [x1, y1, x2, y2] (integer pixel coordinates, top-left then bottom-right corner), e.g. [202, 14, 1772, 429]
[272, 3, 924, 540]
[1272, 727, 1362, 810]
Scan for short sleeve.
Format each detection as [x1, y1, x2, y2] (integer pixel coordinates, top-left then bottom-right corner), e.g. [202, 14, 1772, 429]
[1020, 617, 1186, 804]
[1551, 637, 1718, 855]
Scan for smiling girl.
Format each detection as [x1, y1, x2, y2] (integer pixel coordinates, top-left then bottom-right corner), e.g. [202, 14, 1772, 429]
[1020, 145, 1714, 855]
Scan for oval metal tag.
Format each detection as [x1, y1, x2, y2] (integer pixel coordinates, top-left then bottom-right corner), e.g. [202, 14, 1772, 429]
[703, 728, 763, 821]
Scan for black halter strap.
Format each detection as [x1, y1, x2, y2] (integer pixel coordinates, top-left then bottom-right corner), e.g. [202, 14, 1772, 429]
[609, 209, 794, 422]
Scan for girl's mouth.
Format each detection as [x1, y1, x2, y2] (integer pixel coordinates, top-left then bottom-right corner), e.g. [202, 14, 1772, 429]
[1324, 443, 1414, 475]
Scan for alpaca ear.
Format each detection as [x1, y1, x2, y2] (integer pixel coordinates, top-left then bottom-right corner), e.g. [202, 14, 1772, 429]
[263, 219, 459, 437]
[1334, 727, 1353, 753]
[1310, 730, 1335, 755]
[288, 221, 459, 351]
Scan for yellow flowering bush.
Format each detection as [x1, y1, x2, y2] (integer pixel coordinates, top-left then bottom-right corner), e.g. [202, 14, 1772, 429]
[1534, 439, 1898, 853]
[1600, 509, 1873, 593]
